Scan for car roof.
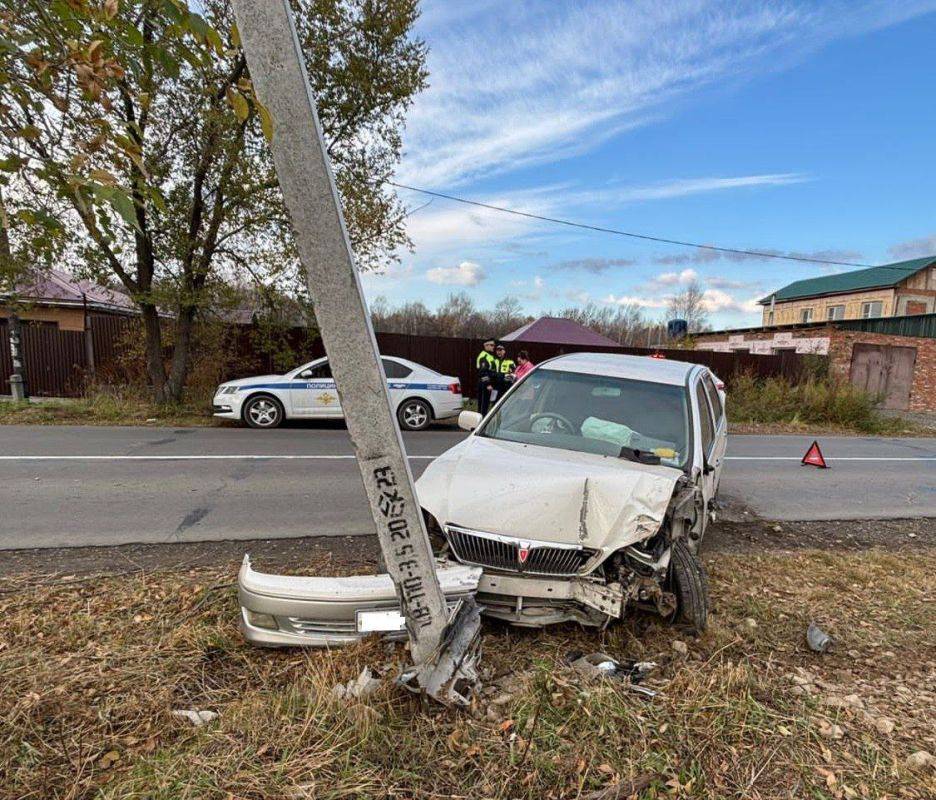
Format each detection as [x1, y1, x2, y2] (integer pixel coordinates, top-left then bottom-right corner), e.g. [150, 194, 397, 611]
[539, 352, 702, 386]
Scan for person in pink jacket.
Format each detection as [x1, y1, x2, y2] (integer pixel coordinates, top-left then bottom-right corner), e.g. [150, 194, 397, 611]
[513, 350, 534, 381]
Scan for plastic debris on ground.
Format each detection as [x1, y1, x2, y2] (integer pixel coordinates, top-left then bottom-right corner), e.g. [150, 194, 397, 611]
[171, 709, 219, 727]
[568, 651, 659, 697]
[806, 622, 834, 653]
[331, 667, 382, 701]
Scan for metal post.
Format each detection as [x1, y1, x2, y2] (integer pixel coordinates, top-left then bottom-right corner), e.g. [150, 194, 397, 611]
[8, 312, 26, 401]
[230, 0, 480, 704]
[82, 293, 95, 377]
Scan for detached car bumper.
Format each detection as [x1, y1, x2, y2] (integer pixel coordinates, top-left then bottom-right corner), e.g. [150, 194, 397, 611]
[238, 555, 482, 647]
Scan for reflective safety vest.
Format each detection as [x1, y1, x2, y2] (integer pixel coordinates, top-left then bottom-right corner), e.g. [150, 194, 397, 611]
[476, 350, 496, 375]
[497, 358, 515, 374]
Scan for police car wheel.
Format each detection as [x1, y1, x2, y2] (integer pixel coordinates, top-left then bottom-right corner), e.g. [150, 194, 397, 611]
[398, 398, 431, 431]
[243, 394, 284, 429]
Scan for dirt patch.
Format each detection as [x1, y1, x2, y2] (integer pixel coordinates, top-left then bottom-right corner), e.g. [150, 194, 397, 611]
[2, 516, 934, 579]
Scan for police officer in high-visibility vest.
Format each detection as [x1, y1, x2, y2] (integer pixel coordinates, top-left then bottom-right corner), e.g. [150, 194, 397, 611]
[475, 338, 497, 415]
[492, 344, 515, 402]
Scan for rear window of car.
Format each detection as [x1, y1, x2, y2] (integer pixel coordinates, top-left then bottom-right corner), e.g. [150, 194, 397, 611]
[382, 359, 413, 379]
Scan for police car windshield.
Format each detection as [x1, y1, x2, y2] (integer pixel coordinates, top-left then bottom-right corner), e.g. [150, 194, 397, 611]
[479, 369, 689, 469]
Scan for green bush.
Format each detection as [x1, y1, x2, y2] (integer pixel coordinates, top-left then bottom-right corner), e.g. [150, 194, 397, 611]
[727, 373, 906, 433]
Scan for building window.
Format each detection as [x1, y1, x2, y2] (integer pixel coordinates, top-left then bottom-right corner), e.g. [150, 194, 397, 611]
[860, 301, 883, 318]
[826, 305, 845, 321]
[905, 300, 927, 315]
[800, 308, 814, 323]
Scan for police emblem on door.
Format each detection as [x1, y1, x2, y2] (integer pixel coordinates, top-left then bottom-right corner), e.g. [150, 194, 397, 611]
[319, 392, 337, 406]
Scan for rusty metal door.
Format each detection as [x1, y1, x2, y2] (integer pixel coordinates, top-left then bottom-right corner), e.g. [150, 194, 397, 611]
[849, 343, 916, 410]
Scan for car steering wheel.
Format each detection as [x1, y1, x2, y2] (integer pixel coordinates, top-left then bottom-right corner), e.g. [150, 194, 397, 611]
[530, 411, 575, 435]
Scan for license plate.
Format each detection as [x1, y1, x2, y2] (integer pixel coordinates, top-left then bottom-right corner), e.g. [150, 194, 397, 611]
[355, 609, 406, 633]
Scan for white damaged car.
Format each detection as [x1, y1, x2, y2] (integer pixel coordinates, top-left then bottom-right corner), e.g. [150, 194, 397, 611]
[238, 353, 726, 646]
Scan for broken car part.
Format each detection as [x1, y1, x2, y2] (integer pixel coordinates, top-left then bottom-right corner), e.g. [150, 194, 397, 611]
[806, 622, 834, 653]
[230, 0, 481, 704]
[239, 555, 481, 648]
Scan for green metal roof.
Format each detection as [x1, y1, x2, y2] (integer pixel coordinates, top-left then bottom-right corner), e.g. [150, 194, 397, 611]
[759, 256, 936, 305]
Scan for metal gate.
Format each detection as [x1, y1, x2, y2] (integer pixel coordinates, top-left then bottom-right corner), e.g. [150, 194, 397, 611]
[849, 343, 917, 410]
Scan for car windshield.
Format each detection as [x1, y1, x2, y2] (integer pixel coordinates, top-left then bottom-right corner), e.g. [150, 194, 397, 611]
[479, 368, 690, 469]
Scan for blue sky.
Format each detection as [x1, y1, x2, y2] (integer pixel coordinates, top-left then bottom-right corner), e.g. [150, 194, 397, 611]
[361, 0, 936, 329]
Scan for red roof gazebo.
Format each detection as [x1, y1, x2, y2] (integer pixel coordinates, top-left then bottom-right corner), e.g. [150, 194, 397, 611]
[501, 316, 618, 347]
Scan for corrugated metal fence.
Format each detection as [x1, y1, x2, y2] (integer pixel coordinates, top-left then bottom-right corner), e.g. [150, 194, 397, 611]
[2, 315, 816, 399]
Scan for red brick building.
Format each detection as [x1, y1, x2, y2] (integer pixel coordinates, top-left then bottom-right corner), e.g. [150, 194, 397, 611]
[694, 314, 936, 412]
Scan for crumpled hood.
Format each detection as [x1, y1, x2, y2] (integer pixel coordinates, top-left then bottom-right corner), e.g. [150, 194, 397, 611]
[416, 436, 682, 551]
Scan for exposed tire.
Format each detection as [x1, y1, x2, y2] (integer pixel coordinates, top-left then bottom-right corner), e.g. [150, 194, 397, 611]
[242, 394, 284, 429]
[397, 398, 432, 431]
[667, 539, 709, 634]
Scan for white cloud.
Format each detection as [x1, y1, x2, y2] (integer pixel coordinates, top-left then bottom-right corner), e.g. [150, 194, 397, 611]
[425, 260, 487, 286]
[405, 1, 934, 188]
[603, 293, 669, 309]
[888, 233, 936, 261]
[699, 289, 760, 314]
[654, 268, 699, 286]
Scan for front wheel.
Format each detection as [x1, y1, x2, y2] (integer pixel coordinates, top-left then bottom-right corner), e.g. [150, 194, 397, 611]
[397, 398, 432, 431]
[243, 395, 284, 429]
[667, 540, 709, 634]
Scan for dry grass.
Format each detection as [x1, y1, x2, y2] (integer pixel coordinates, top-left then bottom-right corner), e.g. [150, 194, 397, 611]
[0, 387, 219, 428]
[1, 548, 933, 799]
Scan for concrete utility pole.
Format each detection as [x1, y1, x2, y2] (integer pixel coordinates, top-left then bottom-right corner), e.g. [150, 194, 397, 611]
[8, 312, 26, 401]
[230, 0, 480, 704]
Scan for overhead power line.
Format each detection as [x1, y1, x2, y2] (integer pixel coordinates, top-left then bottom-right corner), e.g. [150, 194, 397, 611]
[387, 181, 872, 269]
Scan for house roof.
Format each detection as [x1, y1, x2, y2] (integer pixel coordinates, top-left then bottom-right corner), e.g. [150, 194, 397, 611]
[8, 269, 135, 314]
[501, 316, 619, 346]
[759, 256, 936, 305]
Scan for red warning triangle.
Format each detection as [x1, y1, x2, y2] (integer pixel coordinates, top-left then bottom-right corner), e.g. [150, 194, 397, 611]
[801, 440, 828, 468]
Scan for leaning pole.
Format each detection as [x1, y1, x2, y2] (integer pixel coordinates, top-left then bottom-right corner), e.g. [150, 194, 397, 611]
[229, 0, 481, 704]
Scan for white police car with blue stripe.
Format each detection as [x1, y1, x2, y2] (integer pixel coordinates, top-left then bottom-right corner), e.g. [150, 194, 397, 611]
[213, 356, 463, 431]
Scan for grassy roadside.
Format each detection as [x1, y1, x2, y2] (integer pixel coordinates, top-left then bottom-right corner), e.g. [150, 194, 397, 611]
[2, 547, 933, 799]
[0, 393, 220, 428]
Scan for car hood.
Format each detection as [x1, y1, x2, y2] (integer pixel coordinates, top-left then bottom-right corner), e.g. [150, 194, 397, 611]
[221, 374, 285, 388]
[416, 435, 682, 552]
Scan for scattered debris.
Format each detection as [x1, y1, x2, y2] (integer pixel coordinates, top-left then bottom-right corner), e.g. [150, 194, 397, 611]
[742, 617, 758, 632]
[568, 652, 659, 697]
[672, 639, 688, 656]
[806, 622, 833, 653]
[331, 667, 382, 701]
[171, 709, 219, 727]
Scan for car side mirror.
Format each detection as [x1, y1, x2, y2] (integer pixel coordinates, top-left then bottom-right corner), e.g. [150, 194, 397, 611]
[458, 410, 482, 431]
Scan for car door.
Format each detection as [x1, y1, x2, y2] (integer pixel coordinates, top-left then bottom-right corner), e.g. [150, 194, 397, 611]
[381, 358, 413, 407]
[700, 371, 728, 493]
[692, 375, 720, 524]
[290, 360, 342, 417]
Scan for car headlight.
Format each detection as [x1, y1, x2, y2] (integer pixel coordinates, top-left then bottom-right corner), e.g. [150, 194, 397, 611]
[219, 385, 238, 395]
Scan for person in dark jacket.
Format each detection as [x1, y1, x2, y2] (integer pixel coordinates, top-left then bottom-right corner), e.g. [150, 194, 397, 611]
[492, 343, 515, 402]
[475, 338, 497, 415]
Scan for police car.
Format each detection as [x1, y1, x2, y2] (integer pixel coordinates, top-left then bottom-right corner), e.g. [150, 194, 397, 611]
[213, 356, 463, 430]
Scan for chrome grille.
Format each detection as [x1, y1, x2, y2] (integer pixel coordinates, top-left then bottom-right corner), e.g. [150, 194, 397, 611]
[446, 525, 595, 577]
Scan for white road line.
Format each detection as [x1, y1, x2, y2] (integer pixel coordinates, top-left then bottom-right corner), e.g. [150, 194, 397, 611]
[0, 454, 933, 462]
[0, 454, 437, 461]
[725, 456, 936, 461]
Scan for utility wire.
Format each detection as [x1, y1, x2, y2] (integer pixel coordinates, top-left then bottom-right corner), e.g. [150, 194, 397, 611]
[387, 181, 873, 269]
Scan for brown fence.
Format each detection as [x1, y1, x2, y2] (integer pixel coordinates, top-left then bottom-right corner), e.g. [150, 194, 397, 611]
[2, 315, 818, 399]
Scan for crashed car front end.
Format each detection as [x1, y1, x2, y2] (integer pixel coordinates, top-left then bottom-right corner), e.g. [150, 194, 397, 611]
[418, 441, 704, 629]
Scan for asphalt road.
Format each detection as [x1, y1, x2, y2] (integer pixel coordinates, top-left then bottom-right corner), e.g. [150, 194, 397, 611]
[1, 424, 933, 549]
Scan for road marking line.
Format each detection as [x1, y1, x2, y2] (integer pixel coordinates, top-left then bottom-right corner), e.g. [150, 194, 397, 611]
[725, 456, 936, 461]
[0, 455, 933, 462]
[0, 454, 438, 461]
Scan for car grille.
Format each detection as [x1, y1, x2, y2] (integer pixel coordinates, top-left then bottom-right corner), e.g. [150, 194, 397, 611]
[445, 524, 596, 577]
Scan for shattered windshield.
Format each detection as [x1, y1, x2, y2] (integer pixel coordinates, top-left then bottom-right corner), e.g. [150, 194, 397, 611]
[479, 368, 689, 469]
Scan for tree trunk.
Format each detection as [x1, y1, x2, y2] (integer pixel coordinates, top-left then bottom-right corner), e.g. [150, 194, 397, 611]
[140, 304, 169, 403]
[164, 305, 197, 404]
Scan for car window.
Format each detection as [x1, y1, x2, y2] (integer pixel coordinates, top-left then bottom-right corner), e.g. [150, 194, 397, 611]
[695, 380, 715, 455]
[479, 368, 689, 469]
[382, 359, 413, 379]
[301, 361, 332, 380]
[702, 373, 723, 426]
